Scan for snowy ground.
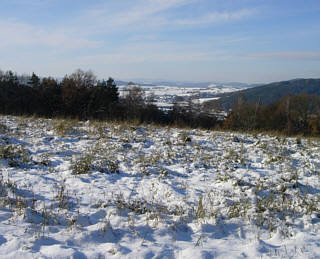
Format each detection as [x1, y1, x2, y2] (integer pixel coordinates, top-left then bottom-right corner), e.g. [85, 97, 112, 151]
[0, 115, 319, 259]
[118, 84, 245, 109]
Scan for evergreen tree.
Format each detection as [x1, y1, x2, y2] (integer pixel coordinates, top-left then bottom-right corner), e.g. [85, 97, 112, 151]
[28, 72, 40, 88]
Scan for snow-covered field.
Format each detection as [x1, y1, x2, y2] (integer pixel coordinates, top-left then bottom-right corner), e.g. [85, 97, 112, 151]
[118, 84, 246, 109]
[0, 115, 319, 259]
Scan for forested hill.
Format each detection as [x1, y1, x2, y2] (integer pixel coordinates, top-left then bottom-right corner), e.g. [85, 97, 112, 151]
[215, 78, 320, 110]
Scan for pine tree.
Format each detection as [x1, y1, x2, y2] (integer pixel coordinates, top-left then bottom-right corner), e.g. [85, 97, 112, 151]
[28, 72, 40, 88]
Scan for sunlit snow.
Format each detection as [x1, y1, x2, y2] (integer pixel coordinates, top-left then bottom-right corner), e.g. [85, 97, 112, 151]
[0, 116, 319, 258]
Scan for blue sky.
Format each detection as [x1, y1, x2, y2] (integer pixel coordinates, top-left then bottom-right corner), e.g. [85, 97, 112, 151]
[0, 0, 319, 83]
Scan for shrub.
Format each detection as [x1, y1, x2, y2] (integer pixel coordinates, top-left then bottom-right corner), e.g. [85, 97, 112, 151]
[52, 120, 79, 136]
[72, 154, 120, 175]
[0, 123, 7, 133]
[95, 159, 120, 174]
[0, 143, 31, 167]
[72, 155, 93, 175]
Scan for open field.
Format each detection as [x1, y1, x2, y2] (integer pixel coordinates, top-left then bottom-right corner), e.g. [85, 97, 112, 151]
[0, 115, 319, 258]
[117, 83, 246, 109]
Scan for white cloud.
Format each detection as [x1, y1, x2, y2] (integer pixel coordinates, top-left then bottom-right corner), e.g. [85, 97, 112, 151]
[247, 51, 320, 61]
[80, 0, 254, 33]
[0, 20, 101, 49]
[118, 0, 194, 23]
[174, 9, 256, 25]
[75, 52, 214, 65]
[74, 43, 229, 65]
[83, 0, 194, 27]
[0, 1, 257, 52]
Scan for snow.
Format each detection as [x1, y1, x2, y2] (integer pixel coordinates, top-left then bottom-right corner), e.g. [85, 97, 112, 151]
[0, 115, 319, 258]
[117, 84, 245, 109]
[199, 97, 220, 104]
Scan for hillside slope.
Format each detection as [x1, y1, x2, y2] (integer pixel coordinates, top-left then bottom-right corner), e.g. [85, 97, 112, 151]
[214, 78, 320, 109]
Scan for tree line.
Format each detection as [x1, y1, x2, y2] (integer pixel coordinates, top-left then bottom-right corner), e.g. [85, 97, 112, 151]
[1, 69, 319, 135]
[0, 69, 218, 129]
[223, 93, 320, 135]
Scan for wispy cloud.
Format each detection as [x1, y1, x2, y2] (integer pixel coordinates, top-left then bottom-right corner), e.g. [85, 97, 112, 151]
[118, 0, 195, 23]
[80, 1, 255, 33]
[0, 1, 258, 53]
[3, 0, 318, 82]
[247, 51, 320, 61]
[173, 9, 256, 26]
[74, 41, 229, 65]
[83, 0, 195, 28]
[0, 20, 101, 49]
[76, 52, 215, 65]
[1, 0, 54, 7]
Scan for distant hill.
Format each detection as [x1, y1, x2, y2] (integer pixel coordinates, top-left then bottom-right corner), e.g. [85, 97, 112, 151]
[147, 81, 254, 88]
[212, 78, 320, 110]
[122, 79, 256, 88]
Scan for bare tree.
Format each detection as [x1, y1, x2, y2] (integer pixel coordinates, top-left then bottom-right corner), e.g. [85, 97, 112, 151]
[124, 85, 144, 106]
[69, 69, 96, 88]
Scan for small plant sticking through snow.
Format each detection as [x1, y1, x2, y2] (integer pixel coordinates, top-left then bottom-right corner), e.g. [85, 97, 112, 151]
[0, 115, 319, 258]
[72, 154, 93, 175]
[0, 143, 31, 167]
[72, 152, 120, 175]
